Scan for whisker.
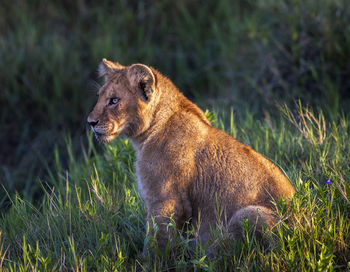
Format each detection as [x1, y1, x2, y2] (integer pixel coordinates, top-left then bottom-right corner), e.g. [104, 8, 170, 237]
[86, 80, 102, 94]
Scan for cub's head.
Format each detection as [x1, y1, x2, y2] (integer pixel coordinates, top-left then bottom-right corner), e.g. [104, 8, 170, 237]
[87, 59, 157, 143]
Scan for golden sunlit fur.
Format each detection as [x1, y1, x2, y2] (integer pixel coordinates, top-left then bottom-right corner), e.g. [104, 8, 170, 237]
[87, 59, 295, 254]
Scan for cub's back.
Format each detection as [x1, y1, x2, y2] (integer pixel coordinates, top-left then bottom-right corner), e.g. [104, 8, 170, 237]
[191, 125, 295, 214]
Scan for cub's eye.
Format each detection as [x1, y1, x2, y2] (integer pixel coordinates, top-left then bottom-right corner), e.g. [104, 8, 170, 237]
[108, 97, 120, 105]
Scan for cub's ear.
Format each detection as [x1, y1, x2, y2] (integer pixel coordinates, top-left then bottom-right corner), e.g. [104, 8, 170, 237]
[98, 58, 124, 82]
[127, 64, 155, 102]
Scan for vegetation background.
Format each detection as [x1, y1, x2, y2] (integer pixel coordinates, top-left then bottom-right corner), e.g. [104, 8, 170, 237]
[0, 0, 349, 271]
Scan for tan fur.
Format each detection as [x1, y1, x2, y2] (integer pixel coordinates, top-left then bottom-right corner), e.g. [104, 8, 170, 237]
[88, 59, 295, 253]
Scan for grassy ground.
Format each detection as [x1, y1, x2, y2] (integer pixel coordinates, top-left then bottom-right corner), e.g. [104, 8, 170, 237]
[0, 104, 349, 271]
[1, 0, 350, 270]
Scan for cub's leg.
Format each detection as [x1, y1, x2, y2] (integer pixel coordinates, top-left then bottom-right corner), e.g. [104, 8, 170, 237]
[229, 205, 277, 240]
[190, 206, 277, 255]
[143, 197, 191, 256]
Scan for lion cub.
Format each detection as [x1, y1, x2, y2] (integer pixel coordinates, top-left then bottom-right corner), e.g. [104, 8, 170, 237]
[88, 59, 295, 253]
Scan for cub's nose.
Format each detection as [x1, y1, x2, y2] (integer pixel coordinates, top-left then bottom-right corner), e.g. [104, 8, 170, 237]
[87, 117, 99, 127]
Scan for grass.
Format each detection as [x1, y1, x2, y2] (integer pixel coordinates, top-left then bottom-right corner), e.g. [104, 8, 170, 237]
[0, 104, 349, 271]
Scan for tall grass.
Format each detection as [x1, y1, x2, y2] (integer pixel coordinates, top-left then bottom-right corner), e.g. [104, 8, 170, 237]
[0, 104, 349, 271]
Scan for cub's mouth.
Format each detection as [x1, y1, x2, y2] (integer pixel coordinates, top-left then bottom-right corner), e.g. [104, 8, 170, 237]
[90, 121, 124, 143]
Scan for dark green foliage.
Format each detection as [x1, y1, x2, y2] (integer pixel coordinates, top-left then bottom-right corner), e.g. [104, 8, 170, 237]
[1, 0, 349, 201]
